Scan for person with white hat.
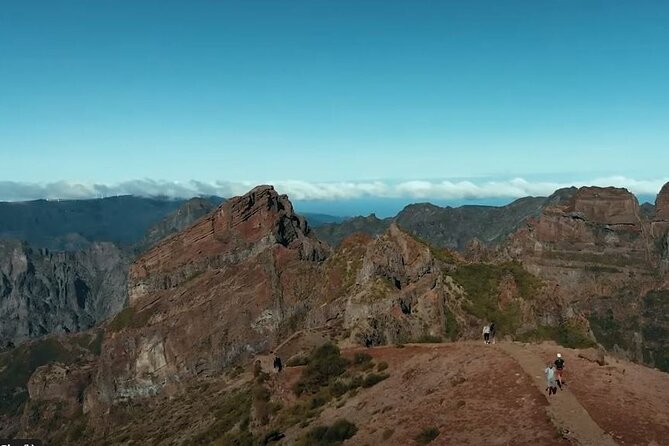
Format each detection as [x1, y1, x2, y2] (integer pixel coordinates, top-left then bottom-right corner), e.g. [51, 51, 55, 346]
[554, 353, 565, 388]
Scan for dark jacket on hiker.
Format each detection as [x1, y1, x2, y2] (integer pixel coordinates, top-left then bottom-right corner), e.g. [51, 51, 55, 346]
[555, 357, 565, 370]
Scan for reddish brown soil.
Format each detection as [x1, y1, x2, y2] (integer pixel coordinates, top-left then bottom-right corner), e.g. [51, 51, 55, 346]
[527, 343, 669, 446]
[286, 343, 568, 445]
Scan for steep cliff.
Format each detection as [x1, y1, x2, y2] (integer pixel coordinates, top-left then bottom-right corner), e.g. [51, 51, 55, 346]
[89, 186, 330, 406]
[0, 240, 129, 350]
[503, 185, 669, 371]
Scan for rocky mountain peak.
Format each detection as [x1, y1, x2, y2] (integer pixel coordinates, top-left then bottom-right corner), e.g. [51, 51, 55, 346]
[129, 185, 328, 305]
[564, 186, 640, 224]
[223, 185, 311, 248]
[655, 182, 669, 221]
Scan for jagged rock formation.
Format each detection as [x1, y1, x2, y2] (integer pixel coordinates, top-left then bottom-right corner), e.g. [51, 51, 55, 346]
[91, 186, 330, 405]
[0, 240, 129, 349]
[503, 185, 669, 371]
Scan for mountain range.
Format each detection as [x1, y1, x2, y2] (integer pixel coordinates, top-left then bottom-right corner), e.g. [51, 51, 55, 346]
[0, 183, 667, 444]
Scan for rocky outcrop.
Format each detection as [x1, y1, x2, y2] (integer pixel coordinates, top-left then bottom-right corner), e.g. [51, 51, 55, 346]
[506, 186, 649, 263]
[566, 186, 641, 225]
[92, 186, 330, 404]
[655, 183, 669, 221]
[27, 362, 93, 403]
[0, 240, 130, 349]
[332, 224, 459, 345]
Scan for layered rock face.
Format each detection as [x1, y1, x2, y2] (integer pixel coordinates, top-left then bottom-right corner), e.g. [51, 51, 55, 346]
[507, 187, 649, 262]
[92, 186, 330, 404]
[652, 183, 669, 271]
[0, 240, 129, 349]
[504, 185, 669, 370]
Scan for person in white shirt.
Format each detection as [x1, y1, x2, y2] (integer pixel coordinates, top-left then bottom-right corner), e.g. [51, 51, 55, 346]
[482, 324, 491, 344]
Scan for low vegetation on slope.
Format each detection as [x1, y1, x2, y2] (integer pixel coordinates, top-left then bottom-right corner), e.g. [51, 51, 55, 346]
[0, 333, 100, 417]
[179, 343, 386, 445]
[400, 227, 592, 347]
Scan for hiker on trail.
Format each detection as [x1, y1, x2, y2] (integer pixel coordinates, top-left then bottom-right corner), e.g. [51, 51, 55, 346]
[545, 363, 558, 395]
[482, 324, 491, 344]
[554, 353, 565, 388]
[273, 353, 283, 373]
[489, 321, 496, 344]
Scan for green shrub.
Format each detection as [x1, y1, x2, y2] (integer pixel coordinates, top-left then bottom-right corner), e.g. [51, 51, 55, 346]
[328, 380, 349, 398]
[362, 373, 389, 388]
[415, 426, 440, 445]
[309, 392, 328, 409]
[353, 352, 373, 364]
[273, 403, 317, 430]
[377, 361, 389, 372]
[286, 355, 309, 367]
[298, 419, 358, 446]
[293, 343, 350, 396]
[349, 375, 363, 389]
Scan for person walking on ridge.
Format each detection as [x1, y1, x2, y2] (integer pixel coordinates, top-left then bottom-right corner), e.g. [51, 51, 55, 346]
[545, 363, 558, 395]
[489, 321, 496, 344]
[482, 324, 491, 344]
[272, 352, 283, 373]
[554, 353, 565, 388]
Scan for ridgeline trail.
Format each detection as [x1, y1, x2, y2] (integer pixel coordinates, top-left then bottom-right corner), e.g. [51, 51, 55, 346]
[498, 342, 619, 446]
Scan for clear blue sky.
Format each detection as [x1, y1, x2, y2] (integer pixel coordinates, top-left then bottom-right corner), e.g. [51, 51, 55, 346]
[1, 1, 668, 194]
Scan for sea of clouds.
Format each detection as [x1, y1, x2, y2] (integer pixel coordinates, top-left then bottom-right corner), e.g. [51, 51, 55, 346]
[0, 176, 667, 202]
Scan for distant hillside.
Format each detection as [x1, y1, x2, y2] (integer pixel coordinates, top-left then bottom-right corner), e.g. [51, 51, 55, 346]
[0, 195, 224, 250]
[314, 213, 391, 245]
[135, 197, 224, 253]
[300, 212, 346, 227]
[314, 195, 553, 249]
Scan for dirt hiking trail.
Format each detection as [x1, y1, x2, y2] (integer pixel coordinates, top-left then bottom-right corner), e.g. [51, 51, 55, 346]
[499, 342, 618, 446]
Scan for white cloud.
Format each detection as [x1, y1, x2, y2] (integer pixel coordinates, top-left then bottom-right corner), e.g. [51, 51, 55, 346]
[0, 177, 667, 202]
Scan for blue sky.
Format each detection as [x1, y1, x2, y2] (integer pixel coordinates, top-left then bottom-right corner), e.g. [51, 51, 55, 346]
[1, 1, 668, 208]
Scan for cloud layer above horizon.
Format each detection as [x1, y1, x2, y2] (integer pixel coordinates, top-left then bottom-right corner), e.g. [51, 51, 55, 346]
[1, 177, 667, 203]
